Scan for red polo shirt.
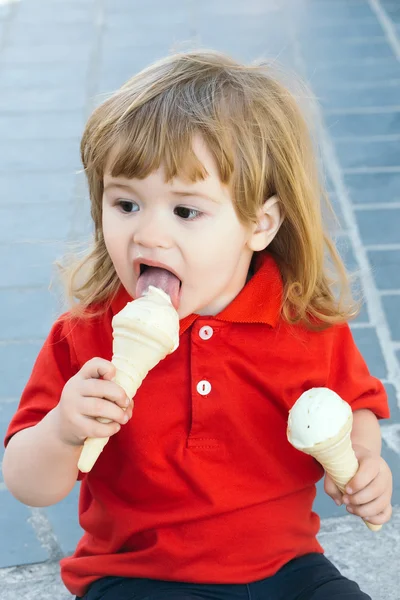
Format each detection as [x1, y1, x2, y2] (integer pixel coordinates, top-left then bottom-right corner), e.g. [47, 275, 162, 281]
[5, 253, 389, 597]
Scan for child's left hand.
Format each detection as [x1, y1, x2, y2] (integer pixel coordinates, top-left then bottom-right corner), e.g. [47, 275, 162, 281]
[324, 444, 393, 526]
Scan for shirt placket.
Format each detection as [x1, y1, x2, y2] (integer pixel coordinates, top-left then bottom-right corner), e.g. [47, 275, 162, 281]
[187, 320, 220, 450]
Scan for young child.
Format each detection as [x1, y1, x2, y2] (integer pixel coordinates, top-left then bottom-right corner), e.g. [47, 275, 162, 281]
[3, 51, 392, 600]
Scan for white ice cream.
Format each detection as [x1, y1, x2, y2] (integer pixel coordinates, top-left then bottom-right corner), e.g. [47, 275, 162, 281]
[112, 285, 180, 352]
[287, 387, 351, 449]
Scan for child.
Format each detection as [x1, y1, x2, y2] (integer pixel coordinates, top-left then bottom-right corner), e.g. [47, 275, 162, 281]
[3, 51, 392, 600]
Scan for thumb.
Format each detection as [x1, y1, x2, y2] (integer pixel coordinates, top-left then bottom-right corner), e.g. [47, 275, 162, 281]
[324, 473, 343, 506]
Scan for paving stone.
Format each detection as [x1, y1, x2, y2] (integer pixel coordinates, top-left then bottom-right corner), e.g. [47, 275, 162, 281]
[0, 63, 88, 90]
[0, 341, 43, 399]
[308, 59, 400, 86]
[0, 4, 11, 21]
[344, 172, 400, 204]
[15, 2, 94, 25]
[0, 203, 74, 243]
[383, 3, 400, 23]
[303, 39, 394, 64]
[335, 140, 400, 170]
[0, 139, 80, 172]
[0, 490, 48, 568]
[384, 383, 400, 424]
[325, 111, 400, 139]
[10, 22, 94, 46]
[0, 173, 77, 204]
[356, 207, 400, 246]
[318, 83, 400, 110]
[0, 289, 61, 340]
[45, 485, 82, 556]
[0, 400, 19, 462]
[0, 241, 66, 288]
[1, 44, 91, 65]
[368, 249, 400, 290]
[351, 327, 387, 380]
[0, 88, 86, 112]
[0, 112, 85, 139]
[299, 19, 385, 40]
[381, 295, 400, 342]
[303, 3, 376, 20]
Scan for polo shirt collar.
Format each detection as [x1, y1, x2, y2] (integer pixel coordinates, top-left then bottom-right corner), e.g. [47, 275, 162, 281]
[110, 252, 283, 334]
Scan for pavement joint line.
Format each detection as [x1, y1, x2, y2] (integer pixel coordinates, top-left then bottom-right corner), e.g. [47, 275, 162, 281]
[306, 16, 380, 27]
[350, 322, 375, 329]
[310, 55, 400, 67]
[354, 203, 400, 210]
[27, 508, 64, 562]
[364, 243, 400, 250]
[380, 290, 400, 295]
[369, 0, 400, 62]
[312, 78, 400, 91]
[325, 106, 400, 115]
[289, 16, 400, 405]
[334, 136, 400, 143]
[343, 166, 400, 174]
[310, 35, 387, 45]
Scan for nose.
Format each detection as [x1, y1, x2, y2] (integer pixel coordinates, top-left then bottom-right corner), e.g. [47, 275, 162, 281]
[132, 212, 171, 249]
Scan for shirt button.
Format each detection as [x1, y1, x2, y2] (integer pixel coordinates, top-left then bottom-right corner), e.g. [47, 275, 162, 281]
[197, 380, 212, 396]
[199, 326, 213, 340]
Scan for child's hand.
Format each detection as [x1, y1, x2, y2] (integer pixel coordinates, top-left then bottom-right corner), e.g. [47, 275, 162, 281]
[53, 358, 133, 447]
[324, 445, 393, 526]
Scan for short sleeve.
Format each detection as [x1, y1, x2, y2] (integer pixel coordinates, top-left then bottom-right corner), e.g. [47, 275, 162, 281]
[327, 323, 390, 419]
[4, 317, 77, 447]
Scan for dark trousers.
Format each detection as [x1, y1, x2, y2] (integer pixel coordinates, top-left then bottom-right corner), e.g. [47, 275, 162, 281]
[79, 553, 371, 599]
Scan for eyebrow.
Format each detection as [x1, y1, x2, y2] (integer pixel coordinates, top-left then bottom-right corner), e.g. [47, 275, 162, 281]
[170, 190, 221, 204]
[103, 181, 221, 204]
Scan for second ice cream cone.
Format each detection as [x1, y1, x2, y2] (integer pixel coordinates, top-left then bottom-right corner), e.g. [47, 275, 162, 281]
[300, 414, 381, 532]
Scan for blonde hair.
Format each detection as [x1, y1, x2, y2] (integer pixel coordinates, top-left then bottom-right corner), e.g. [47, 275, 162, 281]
[62, 49, 358, 328]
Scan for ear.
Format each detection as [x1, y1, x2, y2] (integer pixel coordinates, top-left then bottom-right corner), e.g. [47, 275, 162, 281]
[247, 195, 283, 252]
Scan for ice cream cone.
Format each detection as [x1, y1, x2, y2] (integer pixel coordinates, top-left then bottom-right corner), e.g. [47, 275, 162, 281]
[299, 414, 381, 532]
[77, 286, 179, 473]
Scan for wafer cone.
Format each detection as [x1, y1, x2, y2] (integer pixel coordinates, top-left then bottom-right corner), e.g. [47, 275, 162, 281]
[77, 320, 177, 473]
[300, 414, 381, 531]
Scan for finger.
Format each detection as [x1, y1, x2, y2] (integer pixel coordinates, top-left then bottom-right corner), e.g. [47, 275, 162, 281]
[346, 494, 391, 519]
[364, 504, 393, 526]
[81, 379, 132, 409]
[79, 358, 116, 381]
[343, 471, 385, 507]
[81, 397, 132, 426]
[346, 457, 380, 495]
[324, 474, 343, 506]
[84, 420, 122, 439]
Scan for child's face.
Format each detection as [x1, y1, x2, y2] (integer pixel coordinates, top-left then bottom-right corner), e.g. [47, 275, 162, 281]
[102, 136, 256, 319]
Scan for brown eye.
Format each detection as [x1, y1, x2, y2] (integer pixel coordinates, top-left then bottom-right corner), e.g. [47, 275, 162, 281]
[118, 200, 137, 213]
[174, 206, 202, 220]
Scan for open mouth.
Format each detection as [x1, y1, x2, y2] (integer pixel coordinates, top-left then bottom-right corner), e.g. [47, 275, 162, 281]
[136, 264, 182, 308]
[139, 264, 182, 287]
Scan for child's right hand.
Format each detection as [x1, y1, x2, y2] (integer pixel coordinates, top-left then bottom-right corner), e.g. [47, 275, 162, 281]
[53, 357, 133, 447]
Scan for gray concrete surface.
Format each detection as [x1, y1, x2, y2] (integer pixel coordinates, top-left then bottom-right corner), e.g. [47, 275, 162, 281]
[0, 0, 400, 598]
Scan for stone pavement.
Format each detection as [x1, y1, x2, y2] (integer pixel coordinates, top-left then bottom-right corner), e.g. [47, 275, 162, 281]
[0, 0, 399, 598]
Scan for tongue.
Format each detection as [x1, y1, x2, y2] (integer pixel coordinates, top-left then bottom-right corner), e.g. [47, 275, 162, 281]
[136, 267, 181, 309]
